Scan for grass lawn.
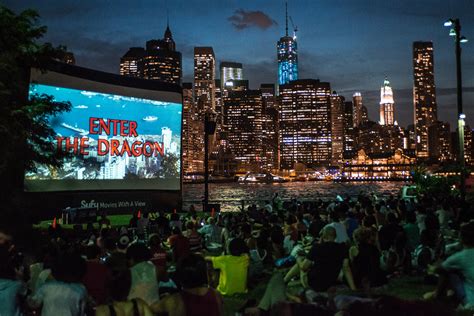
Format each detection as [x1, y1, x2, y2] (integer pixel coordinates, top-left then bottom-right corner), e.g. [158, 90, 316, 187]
[221, 275, 439, 316]
[34, 214, 133, 230]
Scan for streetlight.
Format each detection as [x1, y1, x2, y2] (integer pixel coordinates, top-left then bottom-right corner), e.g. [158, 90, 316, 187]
[444, 18, 468, 200]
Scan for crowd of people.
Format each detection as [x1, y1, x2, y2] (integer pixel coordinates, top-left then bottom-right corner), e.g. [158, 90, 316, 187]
[0, 191, 473, 315]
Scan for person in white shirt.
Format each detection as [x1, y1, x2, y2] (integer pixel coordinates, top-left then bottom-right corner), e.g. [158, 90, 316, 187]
[324, 212, 349, 244]
[28, 253, 87, 316]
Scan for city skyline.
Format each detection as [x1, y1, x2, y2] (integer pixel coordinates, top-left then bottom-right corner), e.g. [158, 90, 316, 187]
[4, 0, 474, 128]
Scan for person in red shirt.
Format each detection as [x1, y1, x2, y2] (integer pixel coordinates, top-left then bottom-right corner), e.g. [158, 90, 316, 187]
[183, 222, 203, 253]
[149, 234, 167, 269]
[82, 245, 110, 305]
[167, 228, 190, 263]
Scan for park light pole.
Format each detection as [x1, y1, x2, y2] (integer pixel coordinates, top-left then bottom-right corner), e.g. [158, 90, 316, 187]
[444, 18, 468, 200]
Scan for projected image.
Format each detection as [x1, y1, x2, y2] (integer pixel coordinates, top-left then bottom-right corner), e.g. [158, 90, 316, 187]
[25, 83, 181, 190]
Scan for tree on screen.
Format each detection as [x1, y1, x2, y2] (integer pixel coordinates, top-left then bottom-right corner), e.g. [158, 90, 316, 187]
[0, 7, 72, 222]
[155, 154, 180, 178]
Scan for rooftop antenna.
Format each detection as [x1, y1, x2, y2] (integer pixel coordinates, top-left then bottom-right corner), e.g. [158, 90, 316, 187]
[166, 6, 169, 28]
[285, 1, 288, 36]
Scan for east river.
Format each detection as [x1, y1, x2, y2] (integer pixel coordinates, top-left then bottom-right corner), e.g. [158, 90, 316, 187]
[182, 181, 410, 212]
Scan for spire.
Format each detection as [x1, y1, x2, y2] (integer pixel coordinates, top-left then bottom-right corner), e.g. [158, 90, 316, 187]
[164, 9, 172, 40]
[285, 1, 288, 36]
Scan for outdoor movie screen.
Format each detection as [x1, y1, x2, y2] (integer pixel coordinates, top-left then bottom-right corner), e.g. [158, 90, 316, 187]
[24, 68, 182, 192]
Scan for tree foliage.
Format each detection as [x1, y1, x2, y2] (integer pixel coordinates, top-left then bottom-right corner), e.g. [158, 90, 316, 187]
[0, 6, 71, 202]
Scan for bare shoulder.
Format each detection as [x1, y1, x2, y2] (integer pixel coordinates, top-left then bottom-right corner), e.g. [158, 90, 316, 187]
[151, 294, 185, 316]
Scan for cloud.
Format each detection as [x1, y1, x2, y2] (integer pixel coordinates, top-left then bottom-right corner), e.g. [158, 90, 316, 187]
[228, 9, 277, 30]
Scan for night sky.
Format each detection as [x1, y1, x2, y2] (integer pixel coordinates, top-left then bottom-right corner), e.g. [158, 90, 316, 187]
[4, 0, 474, 129]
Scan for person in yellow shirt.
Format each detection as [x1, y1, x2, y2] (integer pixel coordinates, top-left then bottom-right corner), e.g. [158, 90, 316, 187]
[206, 238, 249, 295]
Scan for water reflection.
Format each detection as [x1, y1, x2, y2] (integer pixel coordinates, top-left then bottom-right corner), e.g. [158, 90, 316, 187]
[183, 181, 408, 212]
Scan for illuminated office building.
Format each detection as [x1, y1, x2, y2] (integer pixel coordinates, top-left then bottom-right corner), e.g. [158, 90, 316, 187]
[143, 24, 182, 85]
[182, 83, 204, 173]
[277, 3, 298, 86]
[330, 92, 345, 165]
[120, 24, 181, 84]
[352, 92, 366, 127]
[224, 90, 263, 169]
[220, 62, 243, 90]
[344, 101, 356, 153]
[413, 41, 437, 159]
[120, 47, 145, 77]
[428, 121, 452, 162]
[279, 79, 331, 169]
[194, 47, 216, 113]
[380, 78, 395, 125]
[453, 125, 473, 165]
[260, 84, 279, 170]
[357, 121, 404, 155]
[223, 79, 249, 92]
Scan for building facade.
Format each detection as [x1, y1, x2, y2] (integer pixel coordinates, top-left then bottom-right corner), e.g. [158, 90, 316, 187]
[261, 84, 279, 170]
[413, 41, 437, 159]
[120, 47, 145, 77]
[428, 121, 452, 163]
[352, 92, 363, 128]
[220, 62, 243, 90]
[380, 78, 395, 126]
[344, 101, 356, 153]
[143, 30, 182, 85]
[224, 90, 264, 170]
[330, 92, 345, 165]
[182, 83, 204, 173]
[343, 149, 415, 180]
[194, 47, 216, 113]
[120, 25, 182, 85]
[279, 79, 332, 169]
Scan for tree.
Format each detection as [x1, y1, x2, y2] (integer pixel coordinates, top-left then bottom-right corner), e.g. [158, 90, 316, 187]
[0, 7, 71, 229]
[156, 154, 180, 178]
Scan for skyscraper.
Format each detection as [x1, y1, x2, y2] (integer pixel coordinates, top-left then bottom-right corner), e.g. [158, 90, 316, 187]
[182, 83, 204, 173]
[120, 47, 145, 77]
[352, 92, 363, 127]
[428, 121, 452, 162]
[280, 79, 332, 169]
[261, 84, 279, 170]
[277, 3, 298, 86]
[120, 23, 182, 84]
[220, 62, 243, 90]
[330, 92, 345, 165]
[380, 78, 395, 125]
[343, 101, 356, 153]
[143, 24, 182, 85]
[413, 41, 437, 159]
[224, 90, 263, 169]
[194, 47, 216, 113]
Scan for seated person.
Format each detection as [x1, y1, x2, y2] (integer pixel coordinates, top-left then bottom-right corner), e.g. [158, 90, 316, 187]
[167, 227, 190, 263]
[424, 221, 474, 309]
[284, 226, 356, 292]
[28, 253, 87, 316]
[96, 269, 152, 316]
[126, 243, 160, 306]
[206, 238, 249, 295]
[152, 254, 223, 316]
[349, 227, 386, 289]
